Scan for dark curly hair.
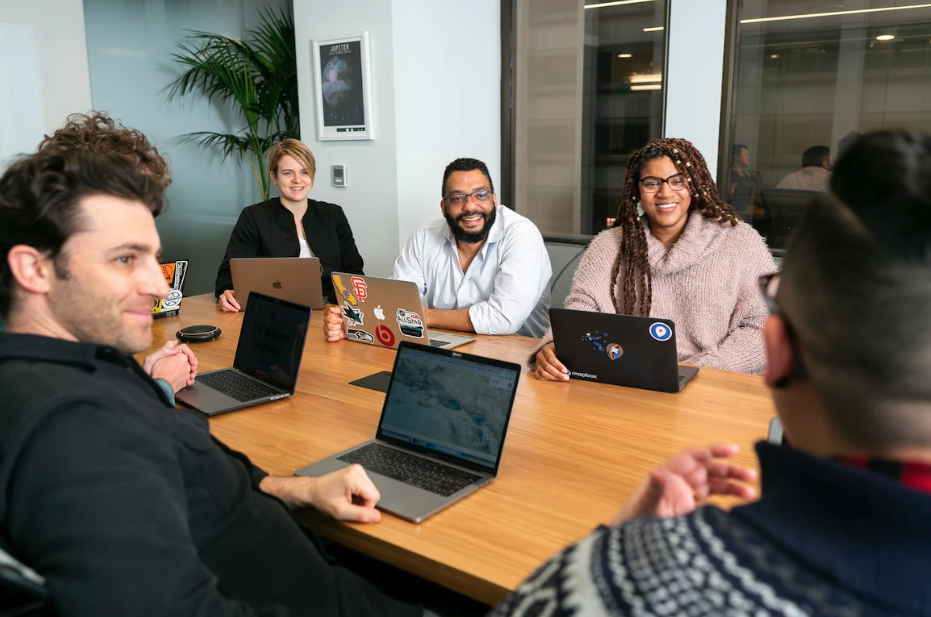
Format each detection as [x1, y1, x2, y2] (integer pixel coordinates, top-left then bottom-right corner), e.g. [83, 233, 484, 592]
[37, 112, 171, 187]
[609, 137, 739, 316]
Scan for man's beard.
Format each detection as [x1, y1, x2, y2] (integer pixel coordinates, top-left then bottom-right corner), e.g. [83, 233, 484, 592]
[445, 207, 497, 244]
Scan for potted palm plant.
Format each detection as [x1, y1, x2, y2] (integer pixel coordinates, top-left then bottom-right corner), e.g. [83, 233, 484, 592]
[164, 8, 299, 200]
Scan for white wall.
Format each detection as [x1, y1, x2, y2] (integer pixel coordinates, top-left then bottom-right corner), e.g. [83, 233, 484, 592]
[294, 0, 501, 275]
[664, 0, 728, 169]
[0, 0, 93, 167]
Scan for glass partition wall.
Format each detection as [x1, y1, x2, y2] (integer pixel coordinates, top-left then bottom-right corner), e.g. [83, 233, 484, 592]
[725, 1, 931, 252]
[512, 0, 669, 237]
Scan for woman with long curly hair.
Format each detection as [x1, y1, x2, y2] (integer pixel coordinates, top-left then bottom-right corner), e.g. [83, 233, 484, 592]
[533, 137, 776, 378]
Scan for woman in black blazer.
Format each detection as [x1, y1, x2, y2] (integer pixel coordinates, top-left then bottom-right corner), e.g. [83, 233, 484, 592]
[215, 139, 364, 311]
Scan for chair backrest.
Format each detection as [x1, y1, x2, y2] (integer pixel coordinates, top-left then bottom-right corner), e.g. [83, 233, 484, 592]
[0, 545, 51, 615]
[545, 238, 590, 309]
[760, 189, 818, 248]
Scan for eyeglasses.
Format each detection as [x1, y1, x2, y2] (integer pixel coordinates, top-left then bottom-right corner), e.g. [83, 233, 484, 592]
[445, 190, 494, 207]
[759, 272, 807, 385]
[639, 174, 688, 193]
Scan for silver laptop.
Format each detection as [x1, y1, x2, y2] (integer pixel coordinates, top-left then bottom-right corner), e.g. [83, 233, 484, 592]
[332, 273, 475, 350]
[175, 292, 311, 415]
[296, 341, 521, 523]
[231, 257, 325, 310]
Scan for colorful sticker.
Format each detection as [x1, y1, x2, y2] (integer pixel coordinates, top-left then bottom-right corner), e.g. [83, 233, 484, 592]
[650, 322, 672, 341]
[152, 259, 188, 319]
[342, 303, 364, 326]
[163, 289, 183, 308]
[375, 325, 396, 347]
[151, 299, 163, 314]
[581, 330, 610, 352]
[606, 343, 623, 360]
[348, 329, 375, 344]
[351, 276, 368, 302]
[396, 309, 424, 338]
[332, 274, 358, 306]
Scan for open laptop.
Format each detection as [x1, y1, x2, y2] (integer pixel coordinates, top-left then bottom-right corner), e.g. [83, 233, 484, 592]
[231, 257, 325, 310]
[331, 273, 475, 350]
[296, 341, 520, 523]
[549, 308, 699, 393]
[175, 291, 311, 415]
[152, 259, 189, 319]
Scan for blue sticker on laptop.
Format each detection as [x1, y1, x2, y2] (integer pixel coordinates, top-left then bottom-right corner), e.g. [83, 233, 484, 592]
[347, 329, 374, 344]
[606, 342, 623, 360]
[582, 330, 610, 352]
[649, 322, 672, 341]
[396, 309, 424, 338]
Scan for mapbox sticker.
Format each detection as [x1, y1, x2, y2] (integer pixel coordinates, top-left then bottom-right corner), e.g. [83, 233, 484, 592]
[375, 325, 396, 347]
[351, 276, 368, 302]
[348, 329, 374, 344]
[342, 303, 364, 326]
[649, 322, 672, 341]
[396, 309, 424, 338]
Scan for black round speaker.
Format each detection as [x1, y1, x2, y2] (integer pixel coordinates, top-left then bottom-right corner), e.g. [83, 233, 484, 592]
[176, 324, 221, 343]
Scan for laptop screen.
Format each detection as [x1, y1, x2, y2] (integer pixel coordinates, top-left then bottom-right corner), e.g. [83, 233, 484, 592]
[378, 345, 519, 470]
[233, 292, 311, 393]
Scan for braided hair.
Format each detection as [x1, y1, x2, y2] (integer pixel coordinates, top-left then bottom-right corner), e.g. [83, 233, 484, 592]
[609, 137, 739, 316]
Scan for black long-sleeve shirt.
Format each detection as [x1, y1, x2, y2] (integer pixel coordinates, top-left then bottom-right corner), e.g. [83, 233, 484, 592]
[0, 333, 417, 617]
[215, 198, 364, 303]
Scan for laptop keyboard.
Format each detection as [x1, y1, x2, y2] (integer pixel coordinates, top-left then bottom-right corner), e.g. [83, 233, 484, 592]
[337, 443, 481, 497]
[429, 340, 450, 348]
[196, 370, 281, 403]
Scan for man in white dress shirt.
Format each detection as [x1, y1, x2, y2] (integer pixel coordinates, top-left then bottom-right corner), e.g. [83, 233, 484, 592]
[323, 158, 551, 340]
[775, 145, 832, 192]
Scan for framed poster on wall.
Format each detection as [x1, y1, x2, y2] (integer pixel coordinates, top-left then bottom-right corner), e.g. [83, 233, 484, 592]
[312, 32, 374, 141]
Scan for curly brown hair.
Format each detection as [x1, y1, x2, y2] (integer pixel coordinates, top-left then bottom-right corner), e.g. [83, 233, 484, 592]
[37, 112, 171, 186]
[609, 137, 739, 316]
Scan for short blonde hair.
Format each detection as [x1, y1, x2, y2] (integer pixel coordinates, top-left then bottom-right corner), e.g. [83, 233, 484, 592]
[268, 139, 316, 181]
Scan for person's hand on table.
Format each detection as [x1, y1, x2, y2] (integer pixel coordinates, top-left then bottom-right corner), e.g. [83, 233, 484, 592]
[264, 465, 381, 523]
[142, 339, 198, 391]
[323, 305, 347, 342]
[534, 343, 569, 382]
[218, 289, 240, 312]
[610, 444, 757, 526]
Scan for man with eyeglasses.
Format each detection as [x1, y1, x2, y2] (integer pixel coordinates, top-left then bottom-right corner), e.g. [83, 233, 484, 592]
[491, 130, 931, 616]
[323, 158, 551, 340]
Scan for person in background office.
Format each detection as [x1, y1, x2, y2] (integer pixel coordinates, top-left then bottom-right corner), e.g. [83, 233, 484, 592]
[493, 130, 931, 617]
[727, 143, 762, 217]
[322, 157, 552, 340]
[215, 139, 364, 311]
[533, 137, 775, 379]
[0, 148, 423, 617]
[775, 145, 832, 192]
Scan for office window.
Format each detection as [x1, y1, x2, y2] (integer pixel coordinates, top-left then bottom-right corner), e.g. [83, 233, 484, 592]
[510, 0, 669, 237]
[724, 1, 931, 252]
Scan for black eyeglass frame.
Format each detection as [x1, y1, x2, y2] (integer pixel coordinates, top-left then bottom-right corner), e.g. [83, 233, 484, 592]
[444, 189, 495, 207]
[638, 173, 688, 193]
[759, 272, 807, 386]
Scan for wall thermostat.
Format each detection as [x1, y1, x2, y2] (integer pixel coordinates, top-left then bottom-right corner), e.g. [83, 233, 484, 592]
[331, 164, 347, 187]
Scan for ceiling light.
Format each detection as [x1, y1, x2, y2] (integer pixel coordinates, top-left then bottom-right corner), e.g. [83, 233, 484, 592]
[630, 73, 662, 83]
[770, 54, 779, 58]
[643, 26, 664, 32]
[618, 53, 633, 58]
[741, 4, 931, 24]
[631, 84, 662, 91]
[876, 34, 895, 41]
[584, 0, 656, 8]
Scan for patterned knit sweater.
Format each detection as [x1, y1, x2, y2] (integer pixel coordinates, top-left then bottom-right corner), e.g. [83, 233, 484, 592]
[532, 212, 776, 375]
[491, 443, 931, 617]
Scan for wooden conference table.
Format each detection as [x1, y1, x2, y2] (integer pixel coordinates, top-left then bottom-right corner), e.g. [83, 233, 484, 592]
[145, 294, 776, 606]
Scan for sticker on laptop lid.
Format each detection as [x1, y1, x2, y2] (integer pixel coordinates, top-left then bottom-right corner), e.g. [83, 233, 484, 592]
[152, 259, 188, 319]
[350, 276, 368, 302]
[348, 329, 374, 344]
[332, 275, 358, 306]
[342, 303, 364, 326]
[606, 343, 623, 360]
[396, 309, 424, 338]
[649, 322, 672, 341]
[375, 325, 396, 347]
[582, 330, 609, 352]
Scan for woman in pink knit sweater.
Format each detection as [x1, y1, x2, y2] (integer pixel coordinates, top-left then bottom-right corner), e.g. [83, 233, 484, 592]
[534, 138, 776, 378]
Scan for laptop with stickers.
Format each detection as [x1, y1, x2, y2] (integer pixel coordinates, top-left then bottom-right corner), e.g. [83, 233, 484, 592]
[331, 273, 475, 350]
[295, 341, 521, 523]
[231, 257, 325, 310]
[549, 308, 698, 393]
[152, 259, 189, 319]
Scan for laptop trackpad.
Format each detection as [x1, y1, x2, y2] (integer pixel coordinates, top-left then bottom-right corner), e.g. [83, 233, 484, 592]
[367, 472, 421, 511]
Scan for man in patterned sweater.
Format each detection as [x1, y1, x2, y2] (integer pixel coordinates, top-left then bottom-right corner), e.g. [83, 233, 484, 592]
[492, 131, 931, 617]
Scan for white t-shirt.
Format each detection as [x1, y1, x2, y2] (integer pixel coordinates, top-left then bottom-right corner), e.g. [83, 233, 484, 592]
[298, 236, 313, 258]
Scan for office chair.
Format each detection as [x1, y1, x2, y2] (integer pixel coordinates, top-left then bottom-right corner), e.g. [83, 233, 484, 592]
[0, 546, 51, 617]
[760, 189, 819, 249]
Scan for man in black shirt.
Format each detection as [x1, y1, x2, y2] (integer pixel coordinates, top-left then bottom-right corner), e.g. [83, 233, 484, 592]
[0, 148, 420, 616]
